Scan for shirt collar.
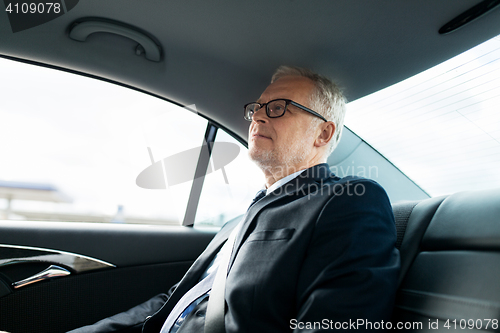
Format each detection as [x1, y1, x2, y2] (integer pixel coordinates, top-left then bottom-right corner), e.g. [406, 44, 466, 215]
[265, 168, 306, 195]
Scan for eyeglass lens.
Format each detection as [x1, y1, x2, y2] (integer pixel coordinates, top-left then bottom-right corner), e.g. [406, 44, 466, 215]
[245, 100, 288, 120]
[267, 100, 287, 117]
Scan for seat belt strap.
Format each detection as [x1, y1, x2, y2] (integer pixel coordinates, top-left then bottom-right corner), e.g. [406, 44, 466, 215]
[204, 189, 266, 333]
[204, 223, 238, 333]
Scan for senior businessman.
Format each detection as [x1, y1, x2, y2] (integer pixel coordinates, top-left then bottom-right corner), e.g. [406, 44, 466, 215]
[72, 66, 400, 333]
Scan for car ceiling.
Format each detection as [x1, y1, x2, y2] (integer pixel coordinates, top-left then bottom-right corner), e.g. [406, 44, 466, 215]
[1, 0, 500, 142]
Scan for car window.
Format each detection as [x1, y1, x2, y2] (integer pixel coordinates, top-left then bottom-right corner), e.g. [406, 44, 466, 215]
[345, 33, 500, 197]
[194, 129, 263, 228]
[0, 58, 212, 225]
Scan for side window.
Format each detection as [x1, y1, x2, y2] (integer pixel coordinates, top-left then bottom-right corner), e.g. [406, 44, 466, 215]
[194, 129, 263, 227]
[0, 58, 208, 225]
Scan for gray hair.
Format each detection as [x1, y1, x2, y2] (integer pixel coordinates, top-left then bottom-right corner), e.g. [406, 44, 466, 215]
[271, 65, 346, 155]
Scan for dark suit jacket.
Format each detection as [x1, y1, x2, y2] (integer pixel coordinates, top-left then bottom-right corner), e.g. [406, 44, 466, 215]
[143, 163, 400, 332]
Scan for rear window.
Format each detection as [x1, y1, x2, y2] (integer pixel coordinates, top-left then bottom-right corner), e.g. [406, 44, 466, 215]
[345, 33, 500, 196]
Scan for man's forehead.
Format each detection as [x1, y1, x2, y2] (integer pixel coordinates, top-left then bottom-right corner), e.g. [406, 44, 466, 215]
[258, 76, 314, 103]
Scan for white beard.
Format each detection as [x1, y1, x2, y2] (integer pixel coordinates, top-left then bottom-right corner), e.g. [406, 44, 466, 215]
[249, 128, 315, 177]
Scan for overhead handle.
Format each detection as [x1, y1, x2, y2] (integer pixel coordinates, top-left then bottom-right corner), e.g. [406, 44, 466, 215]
[69, 20, 161, 62]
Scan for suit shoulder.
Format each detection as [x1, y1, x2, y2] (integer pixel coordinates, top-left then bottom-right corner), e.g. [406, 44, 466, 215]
[324, 175, 388, 196]
[321, 175, 392, 214]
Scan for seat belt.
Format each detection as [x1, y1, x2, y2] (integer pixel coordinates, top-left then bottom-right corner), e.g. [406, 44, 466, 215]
[204, 224, 238, 333]
[204, 189, 266, 333]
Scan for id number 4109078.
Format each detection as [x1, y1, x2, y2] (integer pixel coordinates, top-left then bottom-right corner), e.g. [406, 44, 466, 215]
[442, 319, 498, 330]
[5, 2, 62, 14]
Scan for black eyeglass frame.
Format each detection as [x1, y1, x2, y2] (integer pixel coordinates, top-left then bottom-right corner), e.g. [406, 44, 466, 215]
[244, 99, 328, 122]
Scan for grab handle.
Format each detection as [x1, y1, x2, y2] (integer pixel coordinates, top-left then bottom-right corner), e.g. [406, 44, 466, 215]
[69, 20, 161, 61]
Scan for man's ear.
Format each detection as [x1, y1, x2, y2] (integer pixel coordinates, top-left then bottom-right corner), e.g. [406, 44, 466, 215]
[314, 121, 335, 147]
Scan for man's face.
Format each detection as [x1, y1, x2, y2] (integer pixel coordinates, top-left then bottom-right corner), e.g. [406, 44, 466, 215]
[248, 76, 319, 174]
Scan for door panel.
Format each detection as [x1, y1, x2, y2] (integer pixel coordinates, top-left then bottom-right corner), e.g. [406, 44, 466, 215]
[0, 221, 215, 267]
[0, 221, 216, 333]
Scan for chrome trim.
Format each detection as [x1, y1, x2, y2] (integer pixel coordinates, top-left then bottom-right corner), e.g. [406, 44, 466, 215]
[0, 244, 116, 273]
[12, 265, 71, 289]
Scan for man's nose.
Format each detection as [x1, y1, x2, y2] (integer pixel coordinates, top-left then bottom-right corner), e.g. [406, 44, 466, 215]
[252, 105, 268, 123]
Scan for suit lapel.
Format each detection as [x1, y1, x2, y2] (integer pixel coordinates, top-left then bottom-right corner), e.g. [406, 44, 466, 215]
[229, 163, 333, 270]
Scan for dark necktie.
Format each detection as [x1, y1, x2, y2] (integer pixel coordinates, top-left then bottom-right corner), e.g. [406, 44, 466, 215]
[248, 189, 266, 210]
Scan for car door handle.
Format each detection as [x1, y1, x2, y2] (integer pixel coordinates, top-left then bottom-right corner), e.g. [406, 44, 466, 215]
[12, 265, 71, 289]
[0, 244, 115, 273]
[69, 20, 162, 62]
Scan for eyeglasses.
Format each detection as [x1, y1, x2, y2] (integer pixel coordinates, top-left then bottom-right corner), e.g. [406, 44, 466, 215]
[243, 99, 328, 122]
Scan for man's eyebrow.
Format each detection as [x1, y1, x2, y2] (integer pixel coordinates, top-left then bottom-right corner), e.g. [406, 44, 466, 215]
[257, 98, 284, 103]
